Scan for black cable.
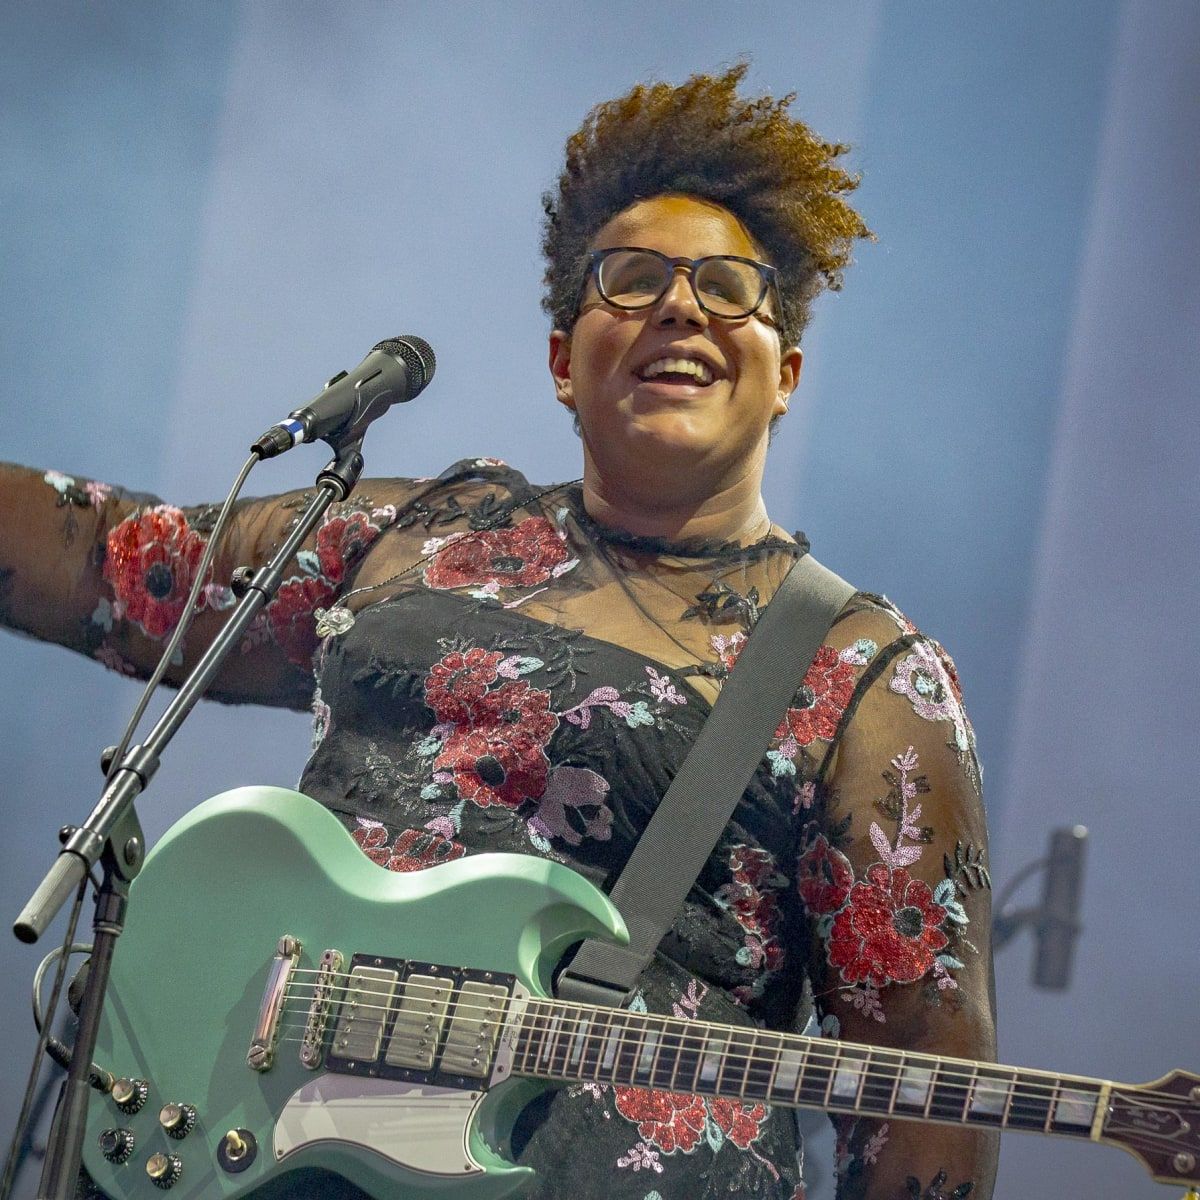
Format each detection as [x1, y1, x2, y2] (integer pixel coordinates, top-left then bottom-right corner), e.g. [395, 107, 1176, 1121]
[0, 876, 88, 1200]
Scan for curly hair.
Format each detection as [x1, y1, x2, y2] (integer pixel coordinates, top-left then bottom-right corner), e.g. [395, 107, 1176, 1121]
[541, 63, 873, 348]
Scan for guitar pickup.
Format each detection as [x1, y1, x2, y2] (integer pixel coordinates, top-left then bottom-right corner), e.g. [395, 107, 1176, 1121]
[440, 981, 509, 1078]
[384, 974, 454, 1070]
[330, 966, 399, 1062]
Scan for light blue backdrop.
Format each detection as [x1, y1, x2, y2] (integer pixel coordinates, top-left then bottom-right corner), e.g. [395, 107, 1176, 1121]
[2, 3, 1197, 1198]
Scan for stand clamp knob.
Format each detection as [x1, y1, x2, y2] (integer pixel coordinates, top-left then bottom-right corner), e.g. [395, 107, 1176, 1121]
[111, 1077, 148, 1115]
[145, 1152, 182, 1189]
[97, 1128, 134, 1164]
[158, 1102, 196, 1139]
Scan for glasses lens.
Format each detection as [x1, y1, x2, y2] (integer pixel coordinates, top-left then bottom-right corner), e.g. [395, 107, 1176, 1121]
[693, 258, 765, 317]
[596, 250, 670, 308]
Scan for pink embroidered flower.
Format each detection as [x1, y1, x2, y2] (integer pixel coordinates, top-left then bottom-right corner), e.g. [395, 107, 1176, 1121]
[710, 631, 747, 672]
[796, 834, 855, 916]
[612, 1087, 708, 1154]
[423, 517, 570, 590]
[266, 574, 337, 667]
[353, 825, 467, 872]
[775, 644, 857, 746]
[316, 509, 384, 584]
[434, 680, 557, 809]
[828, 864, 948, 988]
[424, 647, 505, 723]
[103, 506, 211, 639]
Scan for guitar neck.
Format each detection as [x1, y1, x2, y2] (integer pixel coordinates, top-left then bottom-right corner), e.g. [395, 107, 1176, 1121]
[510, 997, 1108, 1141]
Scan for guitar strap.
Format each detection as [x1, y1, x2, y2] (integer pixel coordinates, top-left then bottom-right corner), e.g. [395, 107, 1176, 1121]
[557, 551, 857, 1006]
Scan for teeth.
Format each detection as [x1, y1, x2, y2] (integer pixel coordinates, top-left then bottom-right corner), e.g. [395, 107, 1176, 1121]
[639, 357, 713, 384]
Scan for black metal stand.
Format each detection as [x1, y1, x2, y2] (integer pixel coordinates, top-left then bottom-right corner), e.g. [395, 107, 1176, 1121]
[14, 438, 365, 1200]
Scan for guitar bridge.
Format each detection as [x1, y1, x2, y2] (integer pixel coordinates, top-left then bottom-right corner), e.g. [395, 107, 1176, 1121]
[247, 934, 301, 1072]
[300, 949, 344, 1069]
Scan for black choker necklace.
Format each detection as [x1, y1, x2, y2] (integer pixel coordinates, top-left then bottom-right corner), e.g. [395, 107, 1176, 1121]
[567, 486, 808, 562]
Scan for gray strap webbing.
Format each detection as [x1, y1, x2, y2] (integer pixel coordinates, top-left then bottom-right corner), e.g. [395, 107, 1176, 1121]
[557, 552, 856, 1006]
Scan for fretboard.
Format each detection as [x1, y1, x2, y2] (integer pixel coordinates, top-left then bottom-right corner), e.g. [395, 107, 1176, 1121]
[512, 998, 1108, 1139]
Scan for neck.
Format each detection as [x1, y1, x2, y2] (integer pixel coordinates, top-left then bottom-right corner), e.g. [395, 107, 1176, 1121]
[579, 459, 775, 547]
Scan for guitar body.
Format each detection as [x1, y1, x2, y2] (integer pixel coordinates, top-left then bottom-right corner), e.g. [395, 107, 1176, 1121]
[82, 787, 627, 1199]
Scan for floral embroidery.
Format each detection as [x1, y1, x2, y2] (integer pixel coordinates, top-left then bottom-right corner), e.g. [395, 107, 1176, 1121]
[775, 644, 856, 747]
[351, 820, 466, 872]
[103, 506, 211, 639]
[828, 863, 949, 987]
[311, 687, 331, 749]
[645, 665, 686, 706]
[715, 845, 786, 1000]
[528, 765, 613, 845]
[267, 574, 337, 667]
[616, 1142, 664, 1173]
[612, 1089, 709, 1154]
[906, 1169, 975, 1199]
[315, 508, 384, 583]
[425, 647, 505, 722]
[423, 516, 574, 591]
[709, 630, 747, 672]
[889, 641, 980, 789]
[796, 834, 854, 916]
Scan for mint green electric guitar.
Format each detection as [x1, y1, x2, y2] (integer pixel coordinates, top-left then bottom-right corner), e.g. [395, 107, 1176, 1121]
[81, 788, 1199, 1197]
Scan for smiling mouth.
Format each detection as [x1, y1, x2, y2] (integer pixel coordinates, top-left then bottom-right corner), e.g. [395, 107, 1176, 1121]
[635, 357, 716, 387]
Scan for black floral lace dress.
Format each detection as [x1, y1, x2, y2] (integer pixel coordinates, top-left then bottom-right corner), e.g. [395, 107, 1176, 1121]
[0, 459, 998, 1200]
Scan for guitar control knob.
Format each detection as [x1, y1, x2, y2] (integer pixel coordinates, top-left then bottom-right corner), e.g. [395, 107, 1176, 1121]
[145, 1152, 182, 1189]
[158, 1102, 196, 1139]
[97, 1128, 134, 1164]
[111, 1077, 148, 1115]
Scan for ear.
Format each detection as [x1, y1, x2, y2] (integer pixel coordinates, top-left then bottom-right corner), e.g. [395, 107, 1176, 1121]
[548, 330, 575, 411]
[774, 346, 803, 416]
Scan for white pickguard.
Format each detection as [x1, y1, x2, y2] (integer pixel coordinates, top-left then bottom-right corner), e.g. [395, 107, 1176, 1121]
[274, 1073, 486, 1177]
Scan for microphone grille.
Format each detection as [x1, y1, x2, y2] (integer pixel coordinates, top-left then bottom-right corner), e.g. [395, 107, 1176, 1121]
[374, 336, 436, 394]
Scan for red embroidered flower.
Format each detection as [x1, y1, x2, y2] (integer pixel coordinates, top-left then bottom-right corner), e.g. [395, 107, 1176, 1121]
[719, 846, 783, 940]
[612, 1087, 709, 1154]
[828, 864, 948, 988]
[266, 574, 337, 667]
[423, 517, 569, 590]
[434, 680, 558, 809]
[796, 834, 855, 915]
[103, 506, 211, 639]
[352, 825, 466, 872]
[775, 644, 857, 746]
[708, 1097, 768, 1149]
[316, 510, 383, 584]
[425, 647, 505, 723]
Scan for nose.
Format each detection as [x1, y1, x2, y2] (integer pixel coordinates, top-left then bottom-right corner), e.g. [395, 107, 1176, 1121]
[651, 266, 708, 330]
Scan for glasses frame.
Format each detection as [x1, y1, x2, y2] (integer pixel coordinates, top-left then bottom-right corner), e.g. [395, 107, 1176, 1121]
[580, 246, 782, 328]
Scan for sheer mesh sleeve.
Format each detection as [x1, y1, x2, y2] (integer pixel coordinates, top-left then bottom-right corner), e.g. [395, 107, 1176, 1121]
[0, 462, 435, 710]
[796, 615, 998, 1199]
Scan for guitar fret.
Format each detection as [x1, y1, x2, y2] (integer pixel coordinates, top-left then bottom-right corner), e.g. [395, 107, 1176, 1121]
[795, 1039, 834, 1106]
[821, 1044, 843, 1109]
[719, 1028, 757, 1098]
[673, 1024, 708, 1092]
[1042, 1078, 1061, 1134]
[966, 1067, 1012, 1126]
[893, 1054, 936, 1116]
[1004, 1070, 1055, 1132]
[633, 1023, 661, 1085]
[742, 1031, 777, 1101]
[521, 1000, 548, 1075]
[926, 1059, 973, 1122]
[770, 1040, 807, 1102]
[1049, 1080, 1102, 1133]
[828, 1045, 869, 1111]
[539, 1011, 564, 1071]
[697, 1030, 727, 1089]
[565, 1013, 592, 1076]
[598, 1014, 623, 1078]
[616, 1014, 644, 1084]
[859, 1048, 904, 1114]
[649, 1022, 681, 1090]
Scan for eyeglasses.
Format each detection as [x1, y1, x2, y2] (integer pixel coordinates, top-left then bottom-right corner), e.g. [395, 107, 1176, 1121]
[582, 246, 781, 325]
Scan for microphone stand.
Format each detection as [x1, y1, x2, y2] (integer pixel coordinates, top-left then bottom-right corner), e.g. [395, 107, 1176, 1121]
[13, 438, 365, 1200]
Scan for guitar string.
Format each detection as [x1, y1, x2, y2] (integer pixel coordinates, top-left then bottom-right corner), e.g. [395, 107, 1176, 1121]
[259, 976, 1190, 1110]
[272, 972, 1187, 1105]
[254, 1021, 1197, 1158]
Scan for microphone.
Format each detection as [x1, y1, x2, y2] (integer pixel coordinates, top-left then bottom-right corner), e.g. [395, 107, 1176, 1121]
[1032, 824, 1088, 989]
[252, 336, 436, 458]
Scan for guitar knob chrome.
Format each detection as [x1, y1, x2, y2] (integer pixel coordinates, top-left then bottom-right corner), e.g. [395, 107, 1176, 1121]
[97, 1128, 134, 1164]
[145, 1152, 182, 1189]
[111, 1077, 148, 1115]
[158, 1102, 196, 1139]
